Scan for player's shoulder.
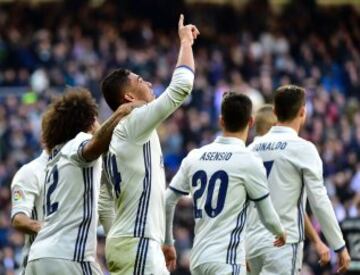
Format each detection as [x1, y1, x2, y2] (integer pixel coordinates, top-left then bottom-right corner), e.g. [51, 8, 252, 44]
[62, 132, 92, 153]
[114, 104, 148, 130]
[11, 160, 39, 188]
[183, 147, 202, 163]
[13, 162, 34, 179]
[292, 136, 319, 154]
[69, 131, 92, 145]
[112, 109, 142, 142]
[17, 151, 48, 176]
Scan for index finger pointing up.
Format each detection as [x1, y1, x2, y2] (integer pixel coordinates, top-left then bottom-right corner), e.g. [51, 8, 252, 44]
[178, 14, 184, 28]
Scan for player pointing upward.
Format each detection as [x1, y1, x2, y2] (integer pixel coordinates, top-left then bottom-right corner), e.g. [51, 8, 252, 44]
[100, 14, 199, 275]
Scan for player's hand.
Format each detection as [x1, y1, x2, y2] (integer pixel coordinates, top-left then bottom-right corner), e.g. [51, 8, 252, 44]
[313, 240, 330, 266]
[162, 244, 177, 272]
[178, 14, 200, 45]
[336, 247, 351, 274]
[117, 100, 145, 116]
[31, 220, 42, 233]
[273, 231, 286, 247]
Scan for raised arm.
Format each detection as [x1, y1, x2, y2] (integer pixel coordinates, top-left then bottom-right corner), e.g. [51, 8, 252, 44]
[176, 14, 198, 71]
[81, 101, 143, 161]
[123, 15, 199, 144]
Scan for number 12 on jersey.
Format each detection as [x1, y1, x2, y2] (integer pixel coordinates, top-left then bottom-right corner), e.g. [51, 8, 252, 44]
[192, 170, 229, 219]
[45, 165, 59, 217]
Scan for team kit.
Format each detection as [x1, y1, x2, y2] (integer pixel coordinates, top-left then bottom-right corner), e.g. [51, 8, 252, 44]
[10, 15, 350, 275]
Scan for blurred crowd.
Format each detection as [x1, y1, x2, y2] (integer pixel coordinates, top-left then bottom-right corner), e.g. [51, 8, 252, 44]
[0, 1, 360, 274]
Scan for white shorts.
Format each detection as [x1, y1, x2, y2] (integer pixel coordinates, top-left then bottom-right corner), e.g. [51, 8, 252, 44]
[25, 258, 102, 275]
[191, 262, 246, 275]
[247, 242, 303, 275]
[105, 236, 169, 275]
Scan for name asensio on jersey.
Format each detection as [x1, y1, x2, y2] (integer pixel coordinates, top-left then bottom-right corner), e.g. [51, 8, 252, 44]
[253, 141, 287, 152]
[199, 152, 232, 161]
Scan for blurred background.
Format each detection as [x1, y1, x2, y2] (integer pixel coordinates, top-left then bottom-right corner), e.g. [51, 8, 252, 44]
[0, 0, 360, 274]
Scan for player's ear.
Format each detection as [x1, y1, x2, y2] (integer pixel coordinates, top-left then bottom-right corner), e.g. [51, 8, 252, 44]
[219, 115, 225, 130]
[248, 116, 254, 128]
[123, 93, 135, 102]
[299, 105, 306, 118]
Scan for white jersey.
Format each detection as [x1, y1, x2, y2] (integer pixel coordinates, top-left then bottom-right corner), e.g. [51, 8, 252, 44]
[11, 151, 47, 269]
[103, 66, 194, 243]
[246, 126, 345, 258]
[28, 132, 101, 263]
[169, 136, 270, 270]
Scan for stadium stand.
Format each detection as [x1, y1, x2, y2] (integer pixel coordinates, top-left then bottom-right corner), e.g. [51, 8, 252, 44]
[0, 1, 360, 274]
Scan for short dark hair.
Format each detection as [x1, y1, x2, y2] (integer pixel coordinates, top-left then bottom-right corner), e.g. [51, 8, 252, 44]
[42, 87, 98, 151]
[101, 68, 130, 111]
[274, 85, 305, 122]
[221, 92, 252, 132]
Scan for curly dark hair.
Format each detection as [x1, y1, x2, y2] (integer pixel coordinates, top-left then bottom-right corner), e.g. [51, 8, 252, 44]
[42, 87, 98, 152]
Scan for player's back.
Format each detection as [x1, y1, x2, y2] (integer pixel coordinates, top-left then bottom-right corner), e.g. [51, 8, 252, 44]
[11, 151, 47, 268]
[181, 136, 266, 269]
[28, 132, 101, 263]
[247, 126, 314, 251]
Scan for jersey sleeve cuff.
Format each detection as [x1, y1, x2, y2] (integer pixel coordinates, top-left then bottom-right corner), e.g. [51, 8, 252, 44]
[169, 186, 189, 196]
[164, 238, 175, 245]
[11, 207, 31, 219]
[77, 139, 91, 163]
[334, 244, 346, 253]
[249, 193, 270, 202]
[175, 65, 195, 74]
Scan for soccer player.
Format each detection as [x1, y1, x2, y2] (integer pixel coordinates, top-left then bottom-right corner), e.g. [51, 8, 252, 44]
[253, 104, 277, 136]
[246, 85, 351, 275]
[247, 104, 331, 267]
[164, 92, 286, 275]
[25, 88, 139, 275]
[100, 14, 199, 275]
[11, 150, 47, 274]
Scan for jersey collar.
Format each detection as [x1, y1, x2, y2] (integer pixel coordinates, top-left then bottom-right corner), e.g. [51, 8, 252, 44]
[39, 150, 49, 164]
[269, 126, 298, 136]
[49, 144, 63, 160]
[214, 136, 246, 147]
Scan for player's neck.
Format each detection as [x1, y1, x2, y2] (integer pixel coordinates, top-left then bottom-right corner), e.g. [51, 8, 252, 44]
[222, 131, 247, 143]
[276, 121, 300, 134]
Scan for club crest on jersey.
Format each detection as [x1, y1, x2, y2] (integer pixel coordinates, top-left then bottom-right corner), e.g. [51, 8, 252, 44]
[13, 189, 25, 203]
